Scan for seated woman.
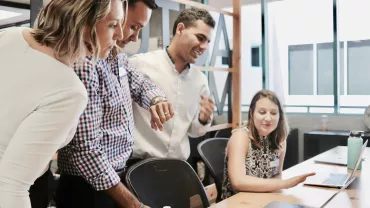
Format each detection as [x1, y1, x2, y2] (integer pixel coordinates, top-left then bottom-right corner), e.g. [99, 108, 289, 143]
[221, 89, 315, 199]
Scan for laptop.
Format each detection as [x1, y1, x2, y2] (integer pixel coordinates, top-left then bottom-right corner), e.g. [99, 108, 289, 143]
[303, 139, 367, 188]
[314, 153, 347, 166]
[315, 151, 366, 166]
[264, 141, 366, 208]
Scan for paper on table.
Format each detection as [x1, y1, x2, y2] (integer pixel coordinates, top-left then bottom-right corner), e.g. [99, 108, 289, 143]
[0, 10, 22, 21]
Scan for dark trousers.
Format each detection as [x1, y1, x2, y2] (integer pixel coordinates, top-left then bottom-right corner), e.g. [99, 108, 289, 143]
[29, 169, 52, 208]
[56, 174, 118, 208]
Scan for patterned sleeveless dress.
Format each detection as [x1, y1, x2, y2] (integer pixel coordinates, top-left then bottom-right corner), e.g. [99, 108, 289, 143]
[221, 127, 281, 199]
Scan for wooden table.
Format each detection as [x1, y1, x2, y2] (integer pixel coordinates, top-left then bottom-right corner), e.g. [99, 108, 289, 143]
[213, 146, 370, 208]
[0, 5, 30, 29]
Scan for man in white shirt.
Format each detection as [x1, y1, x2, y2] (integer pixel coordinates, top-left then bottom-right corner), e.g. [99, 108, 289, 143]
[129, 7, 216, 161]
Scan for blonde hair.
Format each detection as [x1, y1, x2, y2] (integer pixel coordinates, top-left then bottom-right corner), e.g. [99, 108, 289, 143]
[32, 0, 122, 63]
[246, 89, 289, 150]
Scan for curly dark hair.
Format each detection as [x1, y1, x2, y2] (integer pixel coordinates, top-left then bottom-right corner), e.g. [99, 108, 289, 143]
[172, 7, 215, 36]
[128, 0, 158, 9]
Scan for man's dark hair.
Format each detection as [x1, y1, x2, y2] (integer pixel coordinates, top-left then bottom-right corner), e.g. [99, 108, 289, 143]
[172, 7, 215, 36]
[128, 0, 158, 9]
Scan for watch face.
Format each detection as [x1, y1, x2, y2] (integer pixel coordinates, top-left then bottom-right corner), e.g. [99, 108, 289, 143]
[151, 96, 165, 106]
[364, 105, 370, 129]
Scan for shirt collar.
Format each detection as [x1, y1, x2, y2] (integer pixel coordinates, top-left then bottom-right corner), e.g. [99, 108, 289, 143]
[165, 46, 191, 72]
[102, 50, 124, 78]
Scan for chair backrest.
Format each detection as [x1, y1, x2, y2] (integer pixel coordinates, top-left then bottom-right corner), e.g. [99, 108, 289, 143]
[125, 158, 210, 208]
[197, 138, 228, 202]
[214, 128, 232, 138]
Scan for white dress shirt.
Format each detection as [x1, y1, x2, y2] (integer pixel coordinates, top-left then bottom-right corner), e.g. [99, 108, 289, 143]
[0, 27, 87, 208]
[129, 49, 212, 160]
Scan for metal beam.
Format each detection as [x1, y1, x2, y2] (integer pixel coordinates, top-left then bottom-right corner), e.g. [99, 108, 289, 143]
[261, 0, 269, 89]
[30, 0, 43, 27]
[333, 0, 340, 113]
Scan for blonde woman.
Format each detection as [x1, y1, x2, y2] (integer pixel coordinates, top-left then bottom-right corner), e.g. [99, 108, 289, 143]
[0, 0, 126, 207]
[221, 90, 315, 199]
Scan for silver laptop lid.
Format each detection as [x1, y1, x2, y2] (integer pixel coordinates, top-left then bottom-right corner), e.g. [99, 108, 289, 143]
[320, 139, 368, 208]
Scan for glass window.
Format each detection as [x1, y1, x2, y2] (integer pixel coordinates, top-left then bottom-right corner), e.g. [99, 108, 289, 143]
[317, 42, 344, 95]
[347, 40, 370, 95]
[288, 44, 314, 95]
[251, 46, 261, 67]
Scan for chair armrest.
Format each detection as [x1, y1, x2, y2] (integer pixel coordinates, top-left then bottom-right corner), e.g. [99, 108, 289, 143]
[205, 183, 217, 204]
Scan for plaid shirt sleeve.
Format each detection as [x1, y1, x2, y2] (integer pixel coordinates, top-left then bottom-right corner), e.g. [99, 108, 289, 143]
[70, 59, 120, 191]
[121, 54, 166, 110]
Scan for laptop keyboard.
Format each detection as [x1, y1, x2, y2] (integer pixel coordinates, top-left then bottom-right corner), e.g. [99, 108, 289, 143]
[264, 202, 318, 208]
[323, 173, 348, 186]
[292, 205, 317, 208]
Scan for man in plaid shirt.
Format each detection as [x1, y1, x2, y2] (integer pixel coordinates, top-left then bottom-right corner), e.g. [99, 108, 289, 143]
[56, 1, 172, 207]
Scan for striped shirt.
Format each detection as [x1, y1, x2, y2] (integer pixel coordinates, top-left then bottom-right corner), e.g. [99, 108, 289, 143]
[58, 52, 165, 190]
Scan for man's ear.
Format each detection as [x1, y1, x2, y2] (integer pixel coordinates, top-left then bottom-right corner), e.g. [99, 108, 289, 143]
[176, 22, 185, 35]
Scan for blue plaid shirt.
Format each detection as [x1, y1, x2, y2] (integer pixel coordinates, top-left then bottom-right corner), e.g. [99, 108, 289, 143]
[58, 52, 165, 190]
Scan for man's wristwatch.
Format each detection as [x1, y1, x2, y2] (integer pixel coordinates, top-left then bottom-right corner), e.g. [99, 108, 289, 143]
[140, 202, 144, 208]
[150, 96, 167, 106]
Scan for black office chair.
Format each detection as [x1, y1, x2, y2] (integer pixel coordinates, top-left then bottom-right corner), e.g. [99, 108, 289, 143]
[125, 158, 210, 208]
[214, 128, 232, 138]
[197, 138, 228, 202]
